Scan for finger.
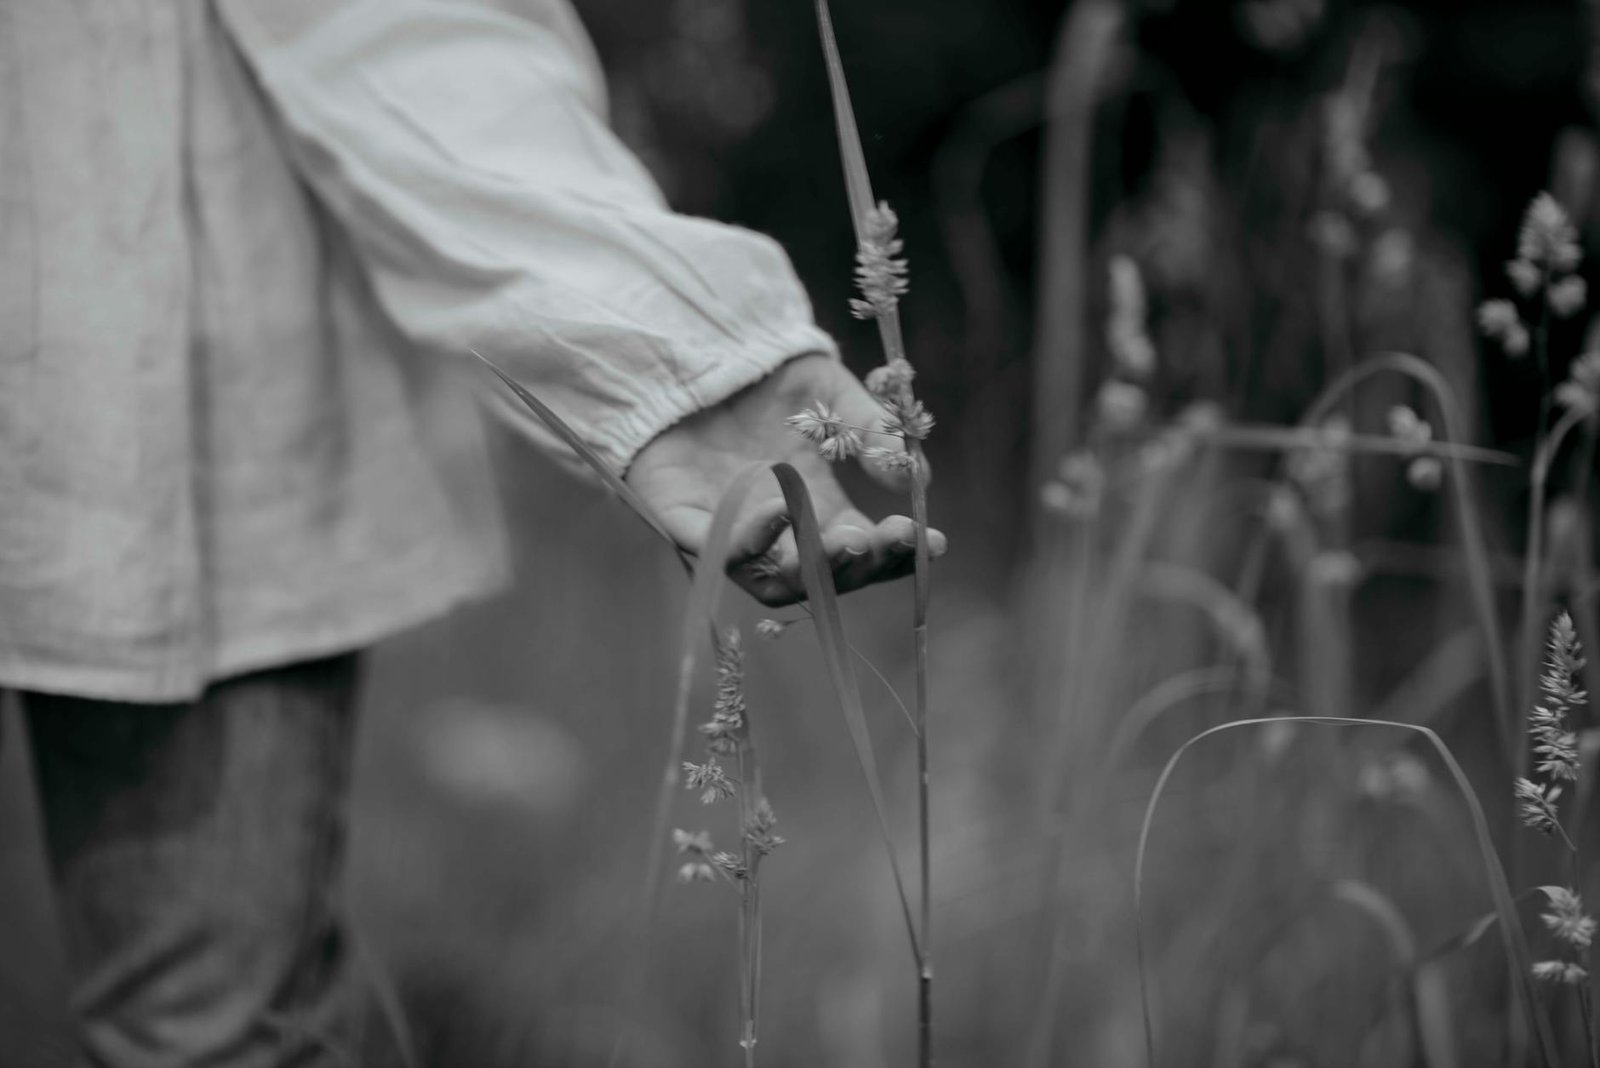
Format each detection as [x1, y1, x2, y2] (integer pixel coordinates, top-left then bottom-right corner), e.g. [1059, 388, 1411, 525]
[731, 527, 805, 607]
[830, 515, 949, 595]
[761, 512, 873, 602]
[733, 516, 950, 607]
[730, 505, 874, 607]
[724, 497, 791, 572]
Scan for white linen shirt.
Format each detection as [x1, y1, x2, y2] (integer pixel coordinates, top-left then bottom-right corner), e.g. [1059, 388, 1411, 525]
[0, 0, 836, 701]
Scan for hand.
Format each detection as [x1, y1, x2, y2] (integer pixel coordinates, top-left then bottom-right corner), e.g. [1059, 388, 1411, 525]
[626, 354, 948, 606]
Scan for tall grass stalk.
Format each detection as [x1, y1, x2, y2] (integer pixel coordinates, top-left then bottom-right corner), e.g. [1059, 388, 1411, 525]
[1515, 405, 1596, 784]
[812, 4, 935, 1062]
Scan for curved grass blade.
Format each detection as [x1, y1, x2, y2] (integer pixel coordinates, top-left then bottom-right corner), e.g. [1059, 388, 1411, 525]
[770, 462, 922, 965]
[1133, 717, 1555, 1068]
[1299, 353, 1512, 744]
[813, 0, 874, 231]
[471, 350, 692, 574]
[1330, 878, 1418, 964]
[1328, 881, 1459, 1068]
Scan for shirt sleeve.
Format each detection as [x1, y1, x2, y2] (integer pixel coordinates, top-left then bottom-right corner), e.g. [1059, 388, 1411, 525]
[214, 0, 839, 475]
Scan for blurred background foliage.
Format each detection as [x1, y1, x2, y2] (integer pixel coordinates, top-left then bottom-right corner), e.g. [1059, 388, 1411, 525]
[4, 0, 1600, 1065]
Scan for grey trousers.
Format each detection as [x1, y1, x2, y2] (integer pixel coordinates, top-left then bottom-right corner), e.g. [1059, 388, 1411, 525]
[21, 654, 375, 1068]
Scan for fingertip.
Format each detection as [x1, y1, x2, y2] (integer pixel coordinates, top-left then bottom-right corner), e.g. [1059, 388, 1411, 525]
[727, 497, 792, 568]
[829, 524, 872, 558]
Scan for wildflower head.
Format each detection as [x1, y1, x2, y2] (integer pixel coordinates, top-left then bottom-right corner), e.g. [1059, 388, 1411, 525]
[1388, 405, 1442, 491]
[1539, 886, 1597, 950]
[786, 402, 844, 444]
[865, 358, 915, 405]
[1526, 611, 1586, 782]
[754, 618, 790, 640]
[684, 760, 737, 805]
[1096, 380, 1148, 429]
[787, 402, 864, 463]
[1517, 193, 1582, 275]
[883, 401, 934, 442]
[1533, 959, 1590, 985]
[1515, 777, 1562, 835]
[850, 201, 910, 320]
[744, 796, 785, 856]
[1477, 299, 1530, 357]
[1356, 751, 1431, 804]
[1507, 259, 1542, 297]
[678, 862, 716, 884]
[1309, 211, 1359, 259]
[817, 427, 864, 462]
[697, 629, 747, 755]
[1550, 275, 1588, 319]
[1350, 171, 1389, 215]
[1387, 405, 1431, 445]
[673, 828, 715, 856]
[1287, 414, 1353, 516]
[711, 851, 746, 880]
[1040, 449, 1104, 520]
[863, 445, 919, 477]
[1556, 353, 1600, 412]
[1106, 255, 1157, 381]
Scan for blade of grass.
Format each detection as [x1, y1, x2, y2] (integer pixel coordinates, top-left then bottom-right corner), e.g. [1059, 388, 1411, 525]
[1133, 717, 1556, 1068]
[1328, 880, 1458, 1068]
[770, 462, 922, 966]
[350, 923, 420, 1068]
[472, 350, 692, 575]
[812, 10, 934, 1064]
[1300, 353, 1513, 749]
[1515, 406, 1596, 785]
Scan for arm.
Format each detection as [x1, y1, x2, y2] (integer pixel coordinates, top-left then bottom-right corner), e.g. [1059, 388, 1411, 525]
[218, 0, 944, 602]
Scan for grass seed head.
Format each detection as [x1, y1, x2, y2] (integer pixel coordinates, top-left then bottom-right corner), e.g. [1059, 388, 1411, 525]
[1533, 960, 1590, 985]
[1476, 299, 1529, 357]
[755, 618, 790, 640]
[1557, 353, 1600, 412]
[788, 401, 866, 462]
[1517, 192, 1582, 274]
[1514, 777, 1562, 835]
[1107, 256, 1157, 382]
[850, 201, 910, 321]
[1539, 885, 1597, 949]
[1549, 275, 1588, 318]
[1525, 612, 1586, 782]
[684, 760, 738, 804]
[865, 358, 915, 405]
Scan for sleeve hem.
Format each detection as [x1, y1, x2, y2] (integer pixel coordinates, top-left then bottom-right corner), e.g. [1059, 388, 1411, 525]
[588, 322, 840, 476]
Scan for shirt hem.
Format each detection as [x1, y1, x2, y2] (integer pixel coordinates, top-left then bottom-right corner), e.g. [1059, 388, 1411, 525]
[0, 555, 509, 705]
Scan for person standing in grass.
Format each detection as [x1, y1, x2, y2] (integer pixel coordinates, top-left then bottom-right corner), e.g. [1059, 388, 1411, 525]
[0, 1, 944, 1063]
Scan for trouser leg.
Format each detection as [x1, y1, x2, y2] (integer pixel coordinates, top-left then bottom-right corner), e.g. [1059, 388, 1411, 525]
[21, 654, 366, 1068]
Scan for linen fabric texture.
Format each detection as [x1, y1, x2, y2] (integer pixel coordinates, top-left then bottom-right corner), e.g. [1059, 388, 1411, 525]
[0, 0, 837, 701]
